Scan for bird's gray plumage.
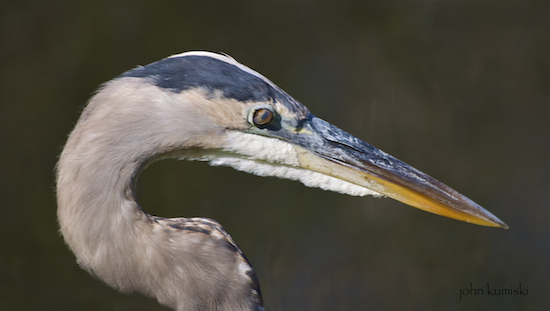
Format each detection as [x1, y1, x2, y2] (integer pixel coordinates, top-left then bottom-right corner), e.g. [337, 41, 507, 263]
[57, 53, 272, 311]
[57, 51, 507, 311]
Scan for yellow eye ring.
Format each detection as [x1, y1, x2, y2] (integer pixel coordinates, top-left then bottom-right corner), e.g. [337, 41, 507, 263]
[252, 108, 273, 126]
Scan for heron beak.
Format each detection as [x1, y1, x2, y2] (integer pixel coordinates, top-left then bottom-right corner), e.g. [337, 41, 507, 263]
[286, 116, 508, 229]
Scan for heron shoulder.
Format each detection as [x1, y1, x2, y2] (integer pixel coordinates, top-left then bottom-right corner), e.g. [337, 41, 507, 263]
[150, 216, 264, 310]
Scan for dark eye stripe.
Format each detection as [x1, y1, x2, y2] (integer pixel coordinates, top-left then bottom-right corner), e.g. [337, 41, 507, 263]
[252, 108, 273, 126]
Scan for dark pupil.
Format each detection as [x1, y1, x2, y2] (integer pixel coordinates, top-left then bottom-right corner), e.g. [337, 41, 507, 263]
[253, 109, 273, 126]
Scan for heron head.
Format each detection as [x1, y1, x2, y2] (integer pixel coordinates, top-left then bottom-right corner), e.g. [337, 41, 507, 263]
[98, 51, 507, 229]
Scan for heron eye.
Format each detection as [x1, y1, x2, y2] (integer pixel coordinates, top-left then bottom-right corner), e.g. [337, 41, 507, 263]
[252, 108, 273, 126]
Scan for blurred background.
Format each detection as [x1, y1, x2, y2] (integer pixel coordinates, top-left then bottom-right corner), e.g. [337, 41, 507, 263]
[0, 2, 547, 311]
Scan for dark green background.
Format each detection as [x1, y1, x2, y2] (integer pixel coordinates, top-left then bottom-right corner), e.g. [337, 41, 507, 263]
[0, 2, 548, 310]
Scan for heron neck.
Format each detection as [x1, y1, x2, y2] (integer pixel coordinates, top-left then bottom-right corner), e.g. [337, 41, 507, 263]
[56, 121, 155, 292]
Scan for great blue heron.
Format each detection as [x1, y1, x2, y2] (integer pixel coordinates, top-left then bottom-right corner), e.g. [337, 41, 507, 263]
[57, 51, 507, 311]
